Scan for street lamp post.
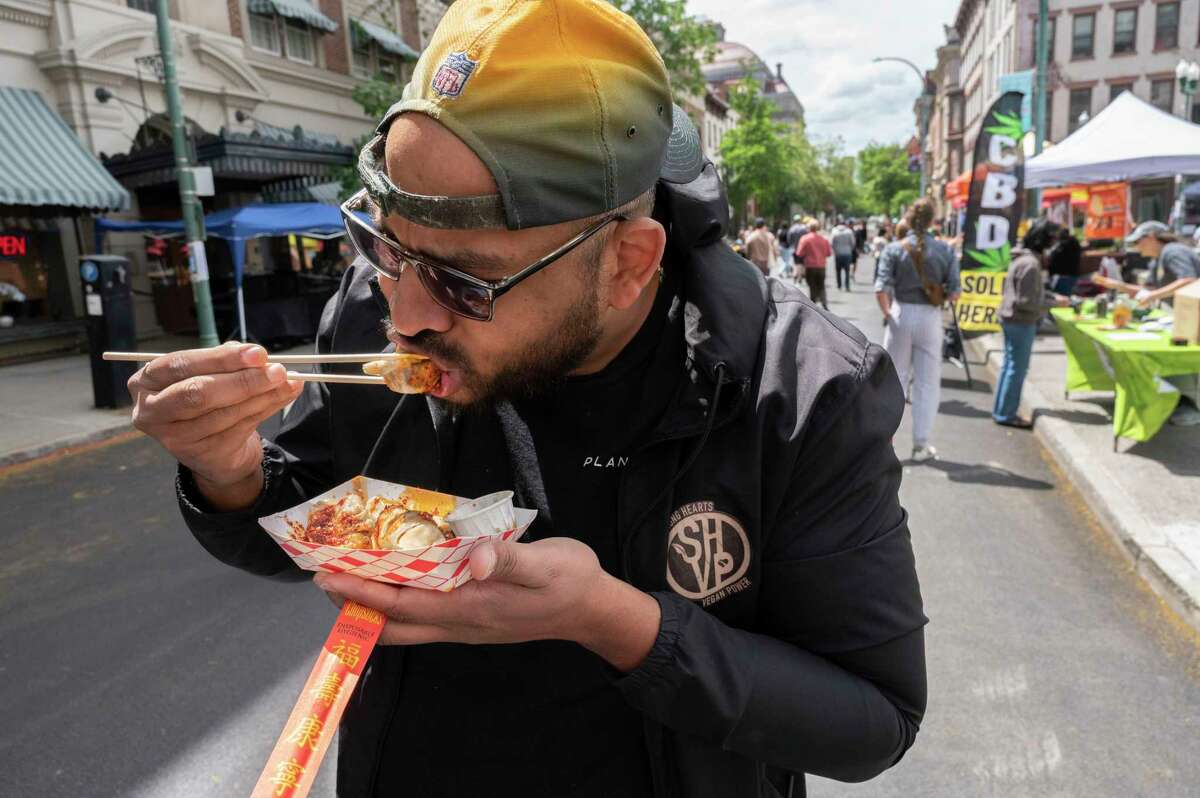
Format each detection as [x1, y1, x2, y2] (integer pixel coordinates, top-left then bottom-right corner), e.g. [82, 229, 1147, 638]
[873, 56, 934, 198]
[1176, 59, 1199, 119]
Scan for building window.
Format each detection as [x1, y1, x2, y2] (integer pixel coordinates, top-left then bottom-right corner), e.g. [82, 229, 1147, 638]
[249, 13, 282, 55]
[127, 0, 155, 12]
[349, 21, 409, 83]
[250, 11, 318, 64]
[1150, 78, 1174, 112]
[1110, 82, 1134, 103]
[284, 18, 315, 63]
[1191, 101, 1200, 125]
[1113, 8, 1137, 54]
[350, 25, 372, 78]
[1155, 2, 1179, 50]
[1033, 16, 1057, 63]
[1068, 87, 1092, 132]
[1071, 13, 1095, 58]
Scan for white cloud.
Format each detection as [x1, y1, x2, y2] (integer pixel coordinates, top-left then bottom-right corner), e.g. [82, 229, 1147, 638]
[688, 0, 960, 153]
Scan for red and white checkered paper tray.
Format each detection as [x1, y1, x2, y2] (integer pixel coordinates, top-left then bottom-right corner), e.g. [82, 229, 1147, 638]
[259, 477, 537, 592]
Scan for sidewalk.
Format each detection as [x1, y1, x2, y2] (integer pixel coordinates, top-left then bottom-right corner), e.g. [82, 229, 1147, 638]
[0, 339, 315, 467]
[964, 327, 1200, 632]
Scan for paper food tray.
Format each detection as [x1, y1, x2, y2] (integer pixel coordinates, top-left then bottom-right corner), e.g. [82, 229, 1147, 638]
[259, 477, 536, 591]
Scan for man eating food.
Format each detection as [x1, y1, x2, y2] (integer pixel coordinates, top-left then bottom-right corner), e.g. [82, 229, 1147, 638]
[128, 2, 927, 795]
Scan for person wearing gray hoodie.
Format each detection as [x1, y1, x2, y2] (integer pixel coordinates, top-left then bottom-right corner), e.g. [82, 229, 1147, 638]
[992, 219, 1071, 428]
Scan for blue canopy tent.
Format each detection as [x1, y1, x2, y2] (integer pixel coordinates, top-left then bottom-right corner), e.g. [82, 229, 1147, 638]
[97, 202, 357, 341]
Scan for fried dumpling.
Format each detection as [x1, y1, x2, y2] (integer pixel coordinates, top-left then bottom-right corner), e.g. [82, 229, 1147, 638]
[362, 355, 441, 394]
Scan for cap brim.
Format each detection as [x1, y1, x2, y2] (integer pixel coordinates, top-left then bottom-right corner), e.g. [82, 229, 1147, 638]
[659, 105, 706, 185]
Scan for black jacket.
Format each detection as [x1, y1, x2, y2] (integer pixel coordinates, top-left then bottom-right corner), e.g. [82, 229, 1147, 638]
[179, 166, 927, 798]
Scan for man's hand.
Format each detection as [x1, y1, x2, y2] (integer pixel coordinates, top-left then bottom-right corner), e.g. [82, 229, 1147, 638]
[313, 538, 662, 672]
[127, 342, 304, 510]
[1053, 294, 1072, 308]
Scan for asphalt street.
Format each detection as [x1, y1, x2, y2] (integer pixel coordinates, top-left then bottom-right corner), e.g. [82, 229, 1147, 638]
[1, 256, 1198, 797]
[809, 262, 1200, 797]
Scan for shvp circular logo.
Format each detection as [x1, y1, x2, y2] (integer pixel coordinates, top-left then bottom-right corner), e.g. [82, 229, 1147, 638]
[666, 501, 751, 606]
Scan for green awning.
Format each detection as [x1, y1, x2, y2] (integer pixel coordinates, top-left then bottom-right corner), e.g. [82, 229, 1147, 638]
[353, 18, 421, 60]
[0, 87, 130, 212]
[248, 0, 338, 33]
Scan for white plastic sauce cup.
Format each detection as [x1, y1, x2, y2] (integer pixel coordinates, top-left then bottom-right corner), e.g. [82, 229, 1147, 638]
[446, 490, 516, 538]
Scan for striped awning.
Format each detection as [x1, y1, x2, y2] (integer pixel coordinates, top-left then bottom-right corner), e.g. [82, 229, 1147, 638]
[0, 87, 130, 212]
[248, 0, 338, 33]
[352, 18, 421, 60]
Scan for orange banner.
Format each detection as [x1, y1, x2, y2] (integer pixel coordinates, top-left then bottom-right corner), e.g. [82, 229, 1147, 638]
[251, 602, 386, 798]
[1085, 183, 1128, 241]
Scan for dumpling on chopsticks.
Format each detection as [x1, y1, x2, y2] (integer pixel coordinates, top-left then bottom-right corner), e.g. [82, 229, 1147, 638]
[362, 354, 441, 394]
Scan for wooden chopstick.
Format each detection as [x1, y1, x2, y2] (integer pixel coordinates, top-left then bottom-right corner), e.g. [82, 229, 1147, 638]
[100, 352, 391, 387]
[103, 351, 406, 365]
[284, 372, 386, 386]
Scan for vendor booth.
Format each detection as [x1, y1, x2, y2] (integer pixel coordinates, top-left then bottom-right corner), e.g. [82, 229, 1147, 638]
[1051, 307, 1200, 446]
[1026, 92, 1200, 190]
[97, 202, 356, 344]
[1028, 94, 1200, 445]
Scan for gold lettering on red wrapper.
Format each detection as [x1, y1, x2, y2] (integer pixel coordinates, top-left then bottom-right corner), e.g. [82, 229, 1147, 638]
[330, 639, 361, 670]
[251, 602, 385, 798]
[269, 758, 305, 796]
[310, 672, 344, 708]
[286, 716, 324, 751]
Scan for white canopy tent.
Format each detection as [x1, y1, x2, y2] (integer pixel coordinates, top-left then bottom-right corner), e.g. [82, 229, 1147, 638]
[1026, 91, 1200, 188]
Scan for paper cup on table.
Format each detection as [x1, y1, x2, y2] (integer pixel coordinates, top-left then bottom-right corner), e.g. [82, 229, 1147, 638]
[259, 478, 536, 592]
[445, 490, 516, 538]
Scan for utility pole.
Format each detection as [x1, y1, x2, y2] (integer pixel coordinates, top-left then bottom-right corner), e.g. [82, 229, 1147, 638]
[155, 0, 218, 347]
[1033, 0, 1049, 215]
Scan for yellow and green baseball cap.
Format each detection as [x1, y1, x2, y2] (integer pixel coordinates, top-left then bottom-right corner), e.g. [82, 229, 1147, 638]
[357, 0, 705, 230]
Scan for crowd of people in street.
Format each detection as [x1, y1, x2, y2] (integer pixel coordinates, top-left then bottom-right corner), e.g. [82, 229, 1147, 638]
[733, 195, 1200, 459]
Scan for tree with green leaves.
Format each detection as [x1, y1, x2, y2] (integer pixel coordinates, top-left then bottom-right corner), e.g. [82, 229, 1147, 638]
[855, 143, 919, 217]
[718, 78, 803, 225]
[608, 0, 718, 98]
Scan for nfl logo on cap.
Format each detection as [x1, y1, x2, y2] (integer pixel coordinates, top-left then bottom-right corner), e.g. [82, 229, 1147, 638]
[431, 51, 478, 99]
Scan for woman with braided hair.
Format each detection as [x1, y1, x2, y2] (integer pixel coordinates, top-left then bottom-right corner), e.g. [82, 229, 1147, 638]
[874, 199, 961, 462]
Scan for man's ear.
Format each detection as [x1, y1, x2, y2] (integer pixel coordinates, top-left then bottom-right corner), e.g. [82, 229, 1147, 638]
[606, 218, 667, 310]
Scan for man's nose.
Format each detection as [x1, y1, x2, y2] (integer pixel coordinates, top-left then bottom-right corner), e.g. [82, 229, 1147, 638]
[385, 263, 454, 337]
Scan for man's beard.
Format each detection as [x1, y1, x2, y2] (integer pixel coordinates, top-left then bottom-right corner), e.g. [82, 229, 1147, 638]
[384, 271, 603, 408]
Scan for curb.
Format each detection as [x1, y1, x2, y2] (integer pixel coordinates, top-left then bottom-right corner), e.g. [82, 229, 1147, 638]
[964, 333, 1200, 633]
[0, 422, 135, 469]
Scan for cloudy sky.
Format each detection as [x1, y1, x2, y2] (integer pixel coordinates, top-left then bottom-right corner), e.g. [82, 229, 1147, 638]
[687, 0, 960, 154]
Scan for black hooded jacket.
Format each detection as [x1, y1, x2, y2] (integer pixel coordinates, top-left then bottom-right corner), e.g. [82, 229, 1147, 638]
[178, 165, 928, 797]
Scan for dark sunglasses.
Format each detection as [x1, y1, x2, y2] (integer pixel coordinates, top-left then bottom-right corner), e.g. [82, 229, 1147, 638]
[340, 189, 625, 322]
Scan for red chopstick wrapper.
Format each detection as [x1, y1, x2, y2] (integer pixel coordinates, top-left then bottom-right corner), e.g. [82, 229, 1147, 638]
[250, 601, 385, 798]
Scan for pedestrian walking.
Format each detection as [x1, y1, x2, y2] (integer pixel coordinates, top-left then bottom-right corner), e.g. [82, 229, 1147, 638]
[122, 1, 926, 795]
[830, 221, 857, 292]
[992, 220, 1071, 429]
[786, 214, 808, 284]
[874, 199, 960, 462]
[743, 217, 774, 276]
[795, 220, 832, 309]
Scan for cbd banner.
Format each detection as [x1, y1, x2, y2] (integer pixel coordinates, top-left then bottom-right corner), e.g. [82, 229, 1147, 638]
[957, 91, 1026, 332]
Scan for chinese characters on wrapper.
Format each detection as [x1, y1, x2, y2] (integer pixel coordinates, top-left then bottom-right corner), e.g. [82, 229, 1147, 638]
[251, 603, 386, 798]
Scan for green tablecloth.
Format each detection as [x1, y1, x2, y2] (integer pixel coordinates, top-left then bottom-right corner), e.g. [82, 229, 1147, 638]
[1051, 308, 1200, 442]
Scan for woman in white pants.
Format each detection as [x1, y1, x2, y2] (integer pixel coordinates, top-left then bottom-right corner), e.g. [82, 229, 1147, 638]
[873, 199, 961, 462]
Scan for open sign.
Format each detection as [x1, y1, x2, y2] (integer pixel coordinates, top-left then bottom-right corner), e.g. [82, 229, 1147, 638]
[0, 233, 29, 257]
